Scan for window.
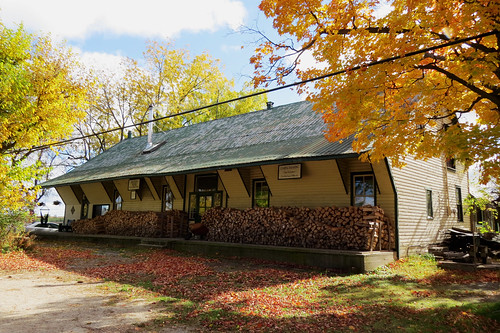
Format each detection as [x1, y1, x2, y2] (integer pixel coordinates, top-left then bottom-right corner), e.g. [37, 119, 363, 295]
[352, 174, 375, 206]
[92, 204, 110, 218]
[426, 189, 433, 219]
[188, 192, 222, 220]
[477, 209, 484, 223]
[196, 174, 218, 192]
[113, 190, 122, 211]
[446, 158, 456, 170]
[456, 186, 464, 222]
[253, 179, 270, 208]
[162, 185, 174, 211]
[80, 195, 89, 219]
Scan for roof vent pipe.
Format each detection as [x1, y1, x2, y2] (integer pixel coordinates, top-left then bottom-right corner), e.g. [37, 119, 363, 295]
[146, 104, 154, 149]
[266, 101, 274, 110]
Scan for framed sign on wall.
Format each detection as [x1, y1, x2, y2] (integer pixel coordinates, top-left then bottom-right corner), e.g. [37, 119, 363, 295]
[278, 164, 302, 180]
[128, 179, 140, 191]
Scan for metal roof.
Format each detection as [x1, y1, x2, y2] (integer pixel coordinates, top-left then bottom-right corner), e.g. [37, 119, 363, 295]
[42, 101, 358, 187]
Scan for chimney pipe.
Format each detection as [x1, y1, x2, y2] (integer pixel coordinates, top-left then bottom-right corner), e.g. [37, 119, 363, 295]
[146, 104, 153, 149]
[266, 101, 274, 110]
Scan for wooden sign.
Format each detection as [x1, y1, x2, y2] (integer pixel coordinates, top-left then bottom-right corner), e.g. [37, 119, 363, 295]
[128, 179, 140, 190]
[278, 164, 302, 179]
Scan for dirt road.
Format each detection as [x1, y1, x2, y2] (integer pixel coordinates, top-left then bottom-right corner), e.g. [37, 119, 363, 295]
[0, 270, 192, 333]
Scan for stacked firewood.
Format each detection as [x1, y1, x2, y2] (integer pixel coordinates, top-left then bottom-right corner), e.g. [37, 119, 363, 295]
[202, 205, 395, 251]
[72, 210, 188, 238]
[72, 215, 106, 234]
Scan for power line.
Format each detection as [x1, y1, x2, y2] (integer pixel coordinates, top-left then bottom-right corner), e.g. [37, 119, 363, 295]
[14, 30, 497, 154]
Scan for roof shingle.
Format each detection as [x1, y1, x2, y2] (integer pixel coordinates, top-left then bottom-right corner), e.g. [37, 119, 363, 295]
[42, 101, 357, 187]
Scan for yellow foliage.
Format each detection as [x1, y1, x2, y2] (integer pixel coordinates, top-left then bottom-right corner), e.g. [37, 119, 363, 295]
[253, 0, 499, 184]
[77, 41, 267, 159]
[0, 22, 88, 212]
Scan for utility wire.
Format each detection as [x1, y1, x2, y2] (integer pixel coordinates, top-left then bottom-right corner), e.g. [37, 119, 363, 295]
[15, 30, 497, 153]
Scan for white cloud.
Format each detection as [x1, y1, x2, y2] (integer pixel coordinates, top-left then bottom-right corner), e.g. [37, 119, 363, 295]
[296, 49, 328, 72]
[221, 44, 243, 53]
[77, 50, 128, 75]
[1, 0, 246, 40]
[373, 0, 392, 19]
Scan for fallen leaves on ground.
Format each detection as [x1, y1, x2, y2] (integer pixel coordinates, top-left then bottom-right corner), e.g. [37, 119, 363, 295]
[1, 243, 499, 332]
[0, 246, 97, 271]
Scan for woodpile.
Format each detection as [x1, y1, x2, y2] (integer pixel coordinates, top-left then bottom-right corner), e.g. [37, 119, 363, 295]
[202, 205, 395, 251]
[72, 210, 188, 238]
[72, 214, 106, 235]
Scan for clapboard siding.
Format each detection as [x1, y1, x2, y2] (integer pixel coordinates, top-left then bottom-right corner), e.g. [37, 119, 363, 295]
[121, 180, 160, 212]
[55, 186, 79, 206]
[223, 168, 252, 210]
[218, 169, 248, 199]
[81, 182, 111, 204]
[67, 159, 397, 217]
[59, 154, 465, 258]
[372, 161, 396, 222]
[389, 156, 469, 255]
[113, 179, 129, 203]
[64, 204, 81, 221]
[122, 199, 162, 212]
[261, 160, 350, 208]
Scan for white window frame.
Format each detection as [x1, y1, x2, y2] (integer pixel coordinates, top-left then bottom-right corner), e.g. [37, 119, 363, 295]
[351, 174, 376, 207]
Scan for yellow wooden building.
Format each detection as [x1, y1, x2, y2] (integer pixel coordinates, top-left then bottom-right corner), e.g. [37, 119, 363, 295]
[42, 101, 470, 257]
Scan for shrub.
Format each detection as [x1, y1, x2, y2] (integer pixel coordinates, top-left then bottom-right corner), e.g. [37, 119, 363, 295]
[0, 210, 32, 252]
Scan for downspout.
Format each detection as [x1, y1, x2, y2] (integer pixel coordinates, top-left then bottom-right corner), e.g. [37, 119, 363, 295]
[467, 166, 473, 232]
[182, 174, 187, 213]
[384, 157, 400, 259]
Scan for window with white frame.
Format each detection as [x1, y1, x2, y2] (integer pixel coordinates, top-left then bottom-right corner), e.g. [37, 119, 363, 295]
[162, 185, 174, 211]
[113, 190, 122, 211]
[352, 174, 375, 206]
[426, 189, 433, 219]
[456, 186, 464, 222]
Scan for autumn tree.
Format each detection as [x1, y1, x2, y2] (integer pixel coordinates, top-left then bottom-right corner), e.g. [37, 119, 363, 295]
[0, 21, 87, 231]
[75, 41, 267, 162]
[133, 42, 267, 132]
[252, 0, 499, 184]
[67, 66, 140, 162]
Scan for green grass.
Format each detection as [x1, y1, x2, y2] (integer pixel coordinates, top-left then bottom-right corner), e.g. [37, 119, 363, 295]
[463, 301, 500, 322]
[46, 216, 64, 223]
[162, 255, 499, 332]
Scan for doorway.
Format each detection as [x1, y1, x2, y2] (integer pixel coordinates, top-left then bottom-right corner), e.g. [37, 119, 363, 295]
[188, 191, 222, 221]
[188, 174, 223, 221]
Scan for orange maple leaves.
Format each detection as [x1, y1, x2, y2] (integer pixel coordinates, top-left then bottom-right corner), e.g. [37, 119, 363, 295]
[252, 0, 500, 184]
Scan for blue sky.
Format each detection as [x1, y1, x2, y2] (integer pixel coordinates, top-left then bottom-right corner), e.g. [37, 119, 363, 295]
[1, 0, 302, 106]
[1, 0, 307, 215]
